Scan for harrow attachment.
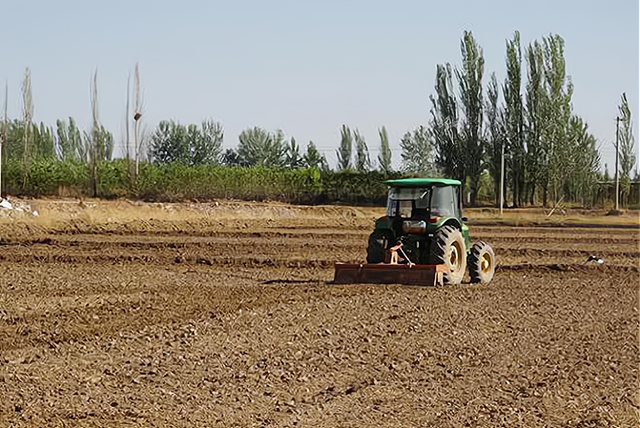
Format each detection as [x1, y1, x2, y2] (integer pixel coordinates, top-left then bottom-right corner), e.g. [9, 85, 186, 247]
[333, 262, 449, 286]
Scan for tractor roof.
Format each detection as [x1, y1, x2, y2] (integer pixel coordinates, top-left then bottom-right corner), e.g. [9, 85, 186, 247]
[385, 177, 462, 187]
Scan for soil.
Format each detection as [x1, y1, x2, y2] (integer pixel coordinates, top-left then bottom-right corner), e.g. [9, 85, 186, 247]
[0, 199, 638, 427]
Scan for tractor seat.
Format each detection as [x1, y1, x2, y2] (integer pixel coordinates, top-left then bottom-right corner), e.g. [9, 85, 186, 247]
[411, 208, 429, 219]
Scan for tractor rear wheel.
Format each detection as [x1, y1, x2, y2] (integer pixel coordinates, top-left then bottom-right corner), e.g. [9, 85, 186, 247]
[432, 225, 466, 284]
[468, 241, 496, 284]
[366, 230, 394, 264]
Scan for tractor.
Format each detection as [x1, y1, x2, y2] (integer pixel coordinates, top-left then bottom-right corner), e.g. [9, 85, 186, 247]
[333, 178, 496, 286]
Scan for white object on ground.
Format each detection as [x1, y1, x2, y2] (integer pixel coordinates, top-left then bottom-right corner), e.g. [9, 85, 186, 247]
[0, 199, 13, 210]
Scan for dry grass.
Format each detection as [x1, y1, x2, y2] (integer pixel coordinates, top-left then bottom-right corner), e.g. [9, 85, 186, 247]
[0, 197, 636, 229]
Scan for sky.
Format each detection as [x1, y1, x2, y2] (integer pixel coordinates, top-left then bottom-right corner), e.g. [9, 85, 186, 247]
[0, 0, 638, 173]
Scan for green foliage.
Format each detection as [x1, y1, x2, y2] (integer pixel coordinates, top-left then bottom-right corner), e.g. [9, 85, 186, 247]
[336, 125, 353, 171]
[542, 34, 574, 205]
[503, 31, 526, 207]
[484, 72, 503, 206]
[0, 157, 412, 206]
[320, 170, 393, 205]
[286, 136, 304, 168]
[303, 141, 328, 170]
[193, 120, 224, 165]
[456, 30, 485, 205]
[400, 125, 435, 176]
[563, 116, 600, 207]
[135, 163, 324, 204]
[150, 120, 223, 165]
[236, 127, 287, 167]
[85, 124, 114, 162]
[618, 92, 636, 179]
[353, 128, 370, 172]
[3, 157, 90, 197]
[377, 126, 392, 174]
[430, 63, 462, 181]
[524, 40, 545, 205]
[56, 117, 85, 161]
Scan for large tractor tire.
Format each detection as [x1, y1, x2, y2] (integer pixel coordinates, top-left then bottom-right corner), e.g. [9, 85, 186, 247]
[366, 229, 394, 264]
[468, 241, 496, 284]
[431, 225, 466, 284]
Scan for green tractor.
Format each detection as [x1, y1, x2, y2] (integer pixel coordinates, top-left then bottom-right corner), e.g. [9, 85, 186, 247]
[334, 178, 496, 286]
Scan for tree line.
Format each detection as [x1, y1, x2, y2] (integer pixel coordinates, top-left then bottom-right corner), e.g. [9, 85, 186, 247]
[1, 32, 637, 208]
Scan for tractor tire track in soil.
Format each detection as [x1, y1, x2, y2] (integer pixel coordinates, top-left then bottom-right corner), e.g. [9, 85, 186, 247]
[0, 211, 638, 427]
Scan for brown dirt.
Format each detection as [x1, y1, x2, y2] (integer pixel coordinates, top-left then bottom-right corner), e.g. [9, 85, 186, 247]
[0, 199, 638, 427]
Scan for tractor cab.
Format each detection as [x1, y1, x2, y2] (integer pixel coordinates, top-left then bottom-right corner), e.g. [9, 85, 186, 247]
[378, 178, 469, 249]
[385, 183, 461, 222]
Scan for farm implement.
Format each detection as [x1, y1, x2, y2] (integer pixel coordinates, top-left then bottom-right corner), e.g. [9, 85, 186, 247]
[333, 178, 496, 286]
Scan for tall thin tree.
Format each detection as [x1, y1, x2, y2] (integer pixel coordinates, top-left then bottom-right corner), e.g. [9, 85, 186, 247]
[618, 93, 636, 179]
[618, 92, 636, 206]
[503, 31, 525, 207]
[125, 73, 132, 180]
[484, 72, 503, 207]
[456, 30, 485, 205]
[1, 81, 6, 196]
[400, 125, 435, 175]
[378, 126, 392, 174]
[134, 63, 144, 177]
[21, 67, 33, 189]
[90, 70, 100, 197]
[354, 128, 370, 172]
[336, 124, 353, 171]
[524, 40, 545, 205]
[430, 63, 462, 182]
[541, 34, 573, 205]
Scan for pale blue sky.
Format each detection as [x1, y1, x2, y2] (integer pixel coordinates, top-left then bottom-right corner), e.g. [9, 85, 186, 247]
[0, 0, 638, 172]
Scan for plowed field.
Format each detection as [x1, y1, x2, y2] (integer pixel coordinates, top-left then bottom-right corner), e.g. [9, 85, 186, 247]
[0, 200, 638, 427]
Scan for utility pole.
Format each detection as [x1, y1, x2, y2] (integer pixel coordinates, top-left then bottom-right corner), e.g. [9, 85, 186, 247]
[615, 116, 620, 211]
[499, 141, 505, 216]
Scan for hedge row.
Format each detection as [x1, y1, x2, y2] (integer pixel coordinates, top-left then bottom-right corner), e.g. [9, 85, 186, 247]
[2, 159, 399, 205]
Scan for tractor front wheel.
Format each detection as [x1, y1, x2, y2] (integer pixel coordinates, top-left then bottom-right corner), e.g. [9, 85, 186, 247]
[366, 230, 395, 264]
[468, 241, 496, 284]
[432, 225, 466, 284]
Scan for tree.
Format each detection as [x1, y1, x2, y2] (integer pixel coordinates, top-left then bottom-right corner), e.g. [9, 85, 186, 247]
[1, 82, 6, 195]
[503, 31, 525, 207]
[56, 117, 85, 161]
[150, 120, 222, 165]
[32, 122, 56, 159]
[133, 63, 144, 176]
[542, 34, 574, 205]
[150, 120, 189, 164]
[222, 148, 241, 166]
[192, 120, 223, 165]
[484, 72, 504, 207]
[354, 128, 370, 172]
[237, 127, 287, 167]
[377, 126, 392, 174]
[400, 125, 435, 175]
[430, 63, 463, 181]
[336, 125, 353, 170]
[286, 136, 304, 168]
[22, 67, 33, 187]
[303, 140, 327, 169]
[618, 93, 636, 182]
[524, 40, 545, 205]
[565, 116, 600, 206]
[456, 30, 485, 205]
